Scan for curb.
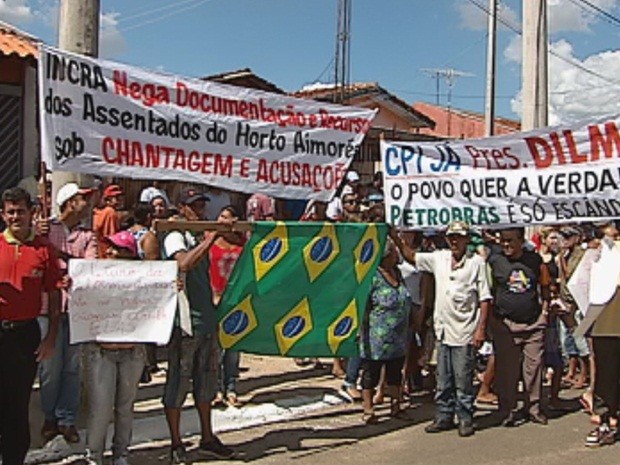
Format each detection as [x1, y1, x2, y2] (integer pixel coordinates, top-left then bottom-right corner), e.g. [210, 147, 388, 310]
[23, 392, 347, 465]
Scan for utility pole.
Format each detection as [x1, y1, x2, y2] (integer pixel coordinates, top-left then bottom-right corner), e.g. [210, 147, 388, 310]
[484, 0, 497, 136]
[521, 0, 548, 131]
[333, 0, 352, 104]
[51, 0, 100, 214]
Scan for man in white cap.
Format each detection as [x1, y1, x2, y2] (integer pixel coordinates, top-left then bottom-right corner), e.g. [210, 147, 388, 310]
[39, 182, 98, 444]
[391, 221, 492, 437]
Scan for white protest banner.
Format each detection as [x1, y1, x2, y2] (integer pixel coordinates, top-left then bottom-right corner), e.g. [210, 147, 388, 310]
[68, 259, 178, 344]
[567, 249, 598, 315]
[574, 242, 620, 338]
[381, 113, 620, 228]
[38, 45, 376, 201]
[589, 241, 620, 306]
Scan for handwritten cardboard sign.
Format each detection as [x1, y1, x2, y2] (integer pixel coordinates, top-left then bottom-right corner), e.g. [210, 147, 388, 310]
[68, 259, 178, 344]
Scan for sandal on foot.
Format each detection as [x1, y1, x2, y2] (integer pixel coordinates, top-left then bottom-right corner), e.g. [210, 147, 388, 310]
[226, 393, 242, 408]
[362, 412, 379, 425]
[476, 394, 498, 405]
[211, 392, 226, 408]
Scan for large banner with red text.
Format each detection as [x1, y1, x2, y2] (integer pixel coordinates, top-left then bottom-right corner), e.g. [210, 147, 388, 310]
[38, 45, 376, 201]
[382, 114, 620, 229]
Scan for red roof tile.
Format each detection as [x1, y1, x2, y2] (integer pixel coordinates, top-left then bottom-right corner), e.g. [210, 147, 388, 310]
[0, 22, 39, 59]
[293, 82, 435, 129]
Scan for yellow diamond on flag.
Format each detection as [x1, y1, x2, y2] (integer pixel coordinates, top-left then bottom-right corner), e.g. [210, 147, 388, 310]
[253, 222, 289, 281]
[219, 295, 258, 349]
[353, 224, 381, 283]
[274, 297, 313, 355]
[327, 299, 358, 354]
[303, 223, 340, 282]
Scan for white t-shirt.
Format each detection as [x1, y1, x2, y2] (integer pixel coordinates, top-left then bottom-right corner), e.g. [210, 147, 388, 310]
[325, 197, 342, 220]
[163, 230, 196, 259]
[416, 250, 492, 346]
[399, 261, 422, 306]
[326, 185, 354, 220]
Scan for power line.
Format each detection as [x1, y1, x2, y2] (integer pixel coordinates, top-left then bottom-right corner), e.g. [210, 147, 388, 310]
[574, 0, 620, 26]
[312, 57, 335, 84]
[393, 87, 616, 100]
[550, 50, 620, 87]
[466, 0, 620, 88]
[101, 0, 214, 35]
[393, 89, 514, 99]
[120, 0, 213, 22]
[442, 31, 488, 68]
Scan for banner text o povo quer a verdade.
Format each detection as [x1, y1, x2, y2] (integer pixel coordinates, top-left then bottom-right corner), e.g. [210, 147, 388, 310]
[381, 115, 620, 229]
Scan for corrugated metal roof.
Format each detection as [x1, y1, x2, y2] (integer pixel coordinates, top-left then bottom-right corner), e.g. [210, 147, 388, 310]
[0, 21, 39, 59]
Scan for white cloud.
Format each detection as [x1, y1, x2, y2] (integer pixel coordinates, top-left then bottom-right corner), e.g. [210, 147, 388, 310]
[510, 39, 620, 124]
[457, 0, 620, 34]
[456, 1, 520, 31]
[33, 0, 58, 30]
[99, 11, 126, 58]
[503, 34, 522, 63]
[0, 0, 34, 24]
[548, 0, 620, 33]
[0, 2, 126, 58]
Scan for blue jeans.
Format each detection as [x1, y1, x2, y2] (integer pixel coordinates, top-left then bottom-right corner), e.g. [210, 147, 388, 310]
[38, 314, 81, 426]
[343, 356, 362, 388]
[83, 344, 145, 465]
[559, 315, 589, 358]
[435, 343, 476, 424]
[220, 350, 240, 394]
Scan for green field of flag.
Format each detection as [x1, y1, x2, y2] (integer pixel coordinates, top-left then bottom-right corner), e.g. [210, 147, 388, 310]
[217, 222, 387, 357]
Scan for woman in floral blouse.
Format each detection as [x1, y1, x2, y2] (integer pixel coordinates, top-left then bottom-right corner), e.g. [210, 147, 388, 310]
[360, 238, 412, 424]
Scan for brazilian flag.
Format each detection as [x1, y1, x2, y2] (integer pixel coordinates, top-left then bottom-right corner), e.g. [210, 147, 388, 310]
[217, 222, 387, 357]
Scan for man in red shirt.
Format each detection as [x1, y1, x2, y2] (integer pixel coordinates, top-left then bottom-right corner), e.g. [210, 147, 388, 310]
[0, 187, 62, 465]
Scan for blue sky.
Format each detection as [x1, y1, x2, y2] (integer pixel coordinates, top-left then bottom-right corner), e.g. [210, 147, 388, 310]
[2, 0, 620, 124]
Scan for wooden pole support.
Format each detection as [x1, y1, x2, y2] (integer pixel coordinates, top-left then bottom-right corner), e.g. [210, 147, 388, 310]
[153, 220, 254, 233]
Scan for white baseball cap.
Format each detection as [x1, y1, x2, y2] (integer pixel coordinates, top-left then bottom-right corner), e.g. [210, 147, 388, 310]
[56, 183, 94, 208]
[346, 171, 360, 183]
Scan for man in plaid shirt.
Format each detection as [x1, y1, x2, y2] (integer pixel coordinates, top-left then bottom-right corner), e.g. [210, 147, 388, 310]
[39, 182, 97, 444]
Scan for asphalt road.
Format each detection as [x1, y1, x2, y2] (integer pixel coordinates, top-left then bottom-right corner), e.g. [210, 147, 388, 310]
[118, 394, 618, 465]
[31, 354, 618, 465]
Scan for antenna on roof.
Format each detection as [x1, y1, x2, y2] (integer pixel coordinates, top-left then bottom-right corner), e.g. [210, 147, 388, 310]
[420, 68, 474, 137]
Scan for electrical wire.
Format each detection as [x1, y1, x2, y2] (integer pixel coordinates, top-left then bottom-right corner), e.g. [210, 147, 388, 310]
[312, 57, 336, 84]
[101, 0, 214, 35]
[466, 0, 620, 88]
[118, 0, 214, 22]
[442, 32, 489, 68]
[574, 0, 620, 26]
[393, 89, 515, 100]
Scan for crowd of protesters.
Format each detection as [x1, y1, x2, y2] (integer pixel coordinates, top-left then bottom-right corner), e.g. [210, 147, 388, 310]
[1, 167, 620, 465]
